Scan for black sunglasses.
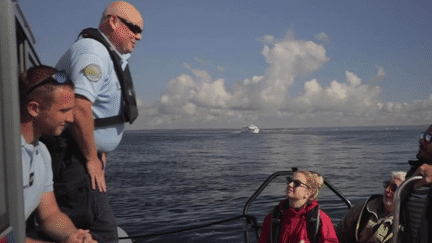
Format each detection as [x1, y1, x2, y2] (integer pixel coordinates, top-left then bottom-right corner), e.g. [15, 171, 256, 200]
[382, 181, 398, 192]
[420, 132, 432, 144]
[26, 71, 71, 95]
[116, 15, 143, 34]
[287, 177, 309, 189]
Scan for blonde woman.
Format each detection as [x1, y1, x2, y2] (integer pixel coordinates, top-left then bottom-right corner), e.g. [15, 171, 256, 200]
[258, 170, 339, 243]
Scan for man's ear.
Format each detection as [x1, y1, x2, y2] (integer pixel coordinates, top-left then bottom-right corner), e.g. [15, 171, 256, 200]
[108, 15, 119, 31]
[27, 101, 40, 118]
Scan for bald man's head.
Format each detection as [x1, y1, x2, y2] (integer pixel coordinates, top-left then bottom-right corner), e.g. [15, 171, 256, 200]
[99, 1, 143, 54]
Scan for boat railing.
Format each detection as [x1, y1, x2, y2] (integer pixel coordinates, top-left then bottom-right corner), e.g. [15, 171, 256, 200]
[391, 175, 423, 243]
[1, 1, 42, 242]
[242, 167, 352, 243]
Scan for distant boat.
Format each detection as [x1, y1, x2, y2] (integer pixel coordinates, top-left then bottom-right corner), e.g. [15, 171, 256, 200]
[241, 124, 260, 133]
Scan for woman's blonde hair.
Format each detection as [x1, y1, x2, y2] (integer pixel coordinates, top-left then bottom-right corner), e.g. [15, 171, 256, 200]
[295, 170, 324, 204]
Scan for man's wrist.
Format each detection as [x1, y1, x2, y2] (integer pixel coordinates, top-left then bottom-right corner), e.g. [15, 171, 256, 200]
[59, 229, 78, 243]
[85, 156, 100, 164]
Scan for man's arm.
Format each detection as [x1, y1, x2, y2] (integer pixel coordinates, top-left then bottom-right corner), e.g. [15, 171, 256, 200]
[413, 163, 432, 188]
[26, 230, 94, 243]
[71, 94, 106, 192]
[335, 201, 363, 243]
[29, 191, 95, 243]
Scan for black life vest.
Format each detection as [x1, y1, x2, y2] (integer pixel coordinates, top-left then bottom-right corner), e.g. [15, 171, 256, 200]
[270, 200, 320, 243]
[78, 27, 138, 127]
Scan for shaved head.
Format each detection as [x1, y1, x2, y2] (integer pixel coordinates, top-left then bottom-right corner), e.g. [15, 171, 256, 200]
[101, 1, 143, 27]
[99, 1, 143, 53]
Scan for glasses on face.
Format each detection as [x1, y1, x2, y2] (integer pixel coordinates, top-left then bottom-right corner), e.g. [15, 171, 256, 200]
[26, 71, 71, 95]
[382, 181, 398, 192]
[420, 133, 432, 144]
[115, 15, 143, 34]
[287, 177, 309, 189]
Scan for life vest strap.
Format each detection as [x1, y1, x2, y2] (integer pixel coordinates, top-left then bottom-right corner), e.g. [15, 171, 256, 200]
[270, 202, 320, 243]
[78, 28, 138, 127]
[94, 113, 128, 127]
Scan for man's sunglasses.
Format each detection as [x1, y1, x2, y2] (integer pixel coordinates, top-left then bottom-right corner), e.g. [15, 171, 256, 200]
[420, 133, 432, 144]
[287, 177, 309, 189]
[26, 71, 71, 95]
[115, 15, 143, 34]
[382, 181, 398, 192]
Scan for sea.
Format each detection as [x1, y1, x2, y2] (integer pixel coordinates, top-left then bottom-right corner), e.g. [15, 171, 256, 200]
[106, 125, 426, 243]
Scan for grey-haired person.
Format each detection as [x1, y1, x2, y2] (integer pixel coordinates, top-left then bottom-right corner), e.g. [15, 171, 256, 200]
[336, 171, 406, 243]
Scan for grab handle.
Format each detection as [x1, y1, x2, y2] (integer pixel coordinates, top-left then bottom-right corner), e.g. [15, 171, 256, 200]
[391, 176, 423, 243]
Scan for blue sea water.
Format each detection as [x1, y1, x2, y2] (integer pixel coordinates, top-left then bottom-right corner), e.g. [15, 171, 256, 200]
[106, 125, 425, 243]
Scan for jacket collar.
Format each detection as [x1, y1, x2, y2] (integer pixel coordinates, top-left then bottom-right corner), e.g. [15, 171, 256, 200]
[279, 198, 319, 215]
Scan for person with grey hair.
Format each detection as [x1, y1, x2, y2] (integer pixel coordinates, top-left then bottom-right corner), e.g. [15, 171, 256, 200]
[336, 171, 406, 243]
[40, 1, 144, 242]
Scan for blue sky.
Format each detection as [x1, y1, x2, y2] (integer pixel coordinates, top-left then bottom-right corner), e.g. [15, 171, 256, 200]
[18, 0, 432, 129]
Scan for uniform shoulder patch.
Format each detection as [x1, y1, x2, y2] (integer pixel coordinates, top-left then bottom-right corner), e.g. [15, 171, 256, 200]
[83, 64, 102, 82]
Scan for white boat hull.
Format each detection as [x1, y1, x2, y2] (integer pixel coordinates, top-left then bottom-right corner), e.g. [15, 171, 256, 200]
[241, 125, 260, 133]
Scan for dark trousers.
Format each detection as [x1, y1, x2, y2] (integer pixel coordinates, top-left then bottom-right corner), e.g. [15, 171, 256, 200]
[39, 130, 118, 243]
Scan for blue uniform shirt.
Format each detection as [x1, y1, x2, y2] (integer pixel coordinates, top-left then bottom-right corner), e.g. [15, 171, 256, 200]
[56, 30, 131, 152]
[21, 136, 54, 220]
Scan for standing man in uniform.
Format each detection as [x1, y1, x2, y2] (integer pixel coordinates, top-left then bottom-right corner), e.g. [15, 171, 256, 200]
[20, 65, 96, 243]
[49, 1, 143, 242]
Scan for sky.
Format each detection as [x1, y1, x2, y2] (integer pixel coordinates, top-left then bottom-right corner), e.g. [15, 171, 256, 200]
[17, 0, 432, 130]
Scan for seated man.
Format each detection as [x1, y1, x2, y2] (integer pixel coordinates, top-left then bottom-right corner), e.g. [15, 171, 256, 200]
[398, 125, 432, 243]
[19, 65, 96, 243]
[336, 171, 406, 243]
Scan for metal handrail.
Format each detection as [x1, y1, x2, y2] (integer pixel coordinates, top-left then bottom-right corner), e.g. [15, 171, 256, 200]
[242, 168, 352, 243]
[243, 170, 295, 216]
[391, 176, 423, 243]
[242, 170, 294, 243]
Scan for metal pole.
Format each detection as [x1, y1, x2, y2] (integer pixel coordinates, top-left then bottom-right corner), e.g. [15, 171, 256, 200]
[391, 176, 422, 243]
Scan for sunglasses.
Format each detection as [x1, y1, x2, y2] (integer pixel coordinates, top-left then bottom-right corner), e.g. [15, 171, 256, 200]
[420, 133, 432, 144]
[382, 181, 398, 192]
[26, 71, 71, 95]
[116, 15, 143, 34]
[287, 177, 309, 189]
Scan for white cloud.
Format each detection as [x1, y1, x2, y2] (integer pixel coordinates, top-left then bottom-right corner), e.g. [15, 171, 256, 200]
[369, 65, 386, 84]
[257, 35, 275, 45]
[127, 31, 432, 130]
[288, 71, 382, 115]
[194, 57, 212, 66]
[315, 32, 329, 44]
[376, 65, 386, 77]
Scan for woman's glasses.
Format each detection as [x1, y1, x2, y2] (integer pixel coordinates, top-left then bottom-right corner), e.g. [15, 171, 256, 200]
[26, 71, 71, 95]
[383, 181, 398, 192]
[287, 177, 309, 189]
